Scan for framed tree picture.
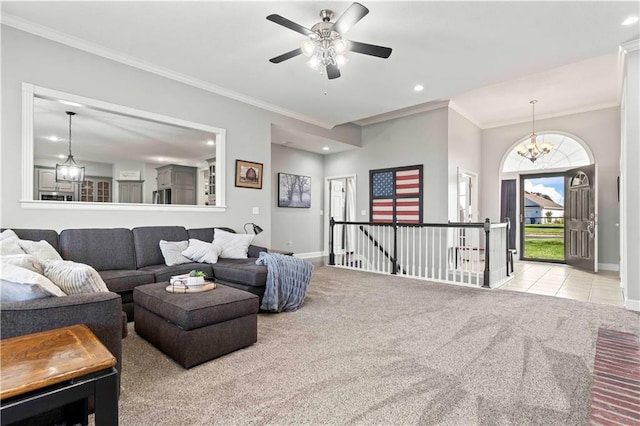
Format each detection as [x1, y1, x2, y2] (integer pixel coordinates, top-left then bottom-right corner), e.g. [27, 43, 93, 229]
[278, 173, 311, 208]
[235, 160, 263, 189]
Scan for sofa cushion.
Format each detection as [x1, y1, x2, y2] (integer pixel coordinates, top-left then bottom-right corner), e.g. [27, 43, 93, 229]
[98, 270, 155, 293]
[212, 259, 267, 287]
[138, 263, 213, 283]
[133, 226, 189, 268]
[59, 228, 136, 271]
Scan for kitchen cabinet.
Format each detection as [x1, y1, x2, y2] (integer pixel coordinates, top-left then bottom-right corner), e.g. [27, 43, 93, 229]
[80, 177, 112, 202]
[37, 168, 75, 192]
[118, 180, 144, 203]
[155, 164, 197, 205]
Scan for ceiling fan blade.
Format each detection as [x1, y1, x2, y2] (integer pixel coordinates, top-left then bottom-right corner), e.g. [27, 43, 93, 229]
[332, 2, 369, 35]
[266, 14, 314, 36]
[348, 40, 392, 58]
[326, 64, 341, 80]
[269, 48, 303, 64]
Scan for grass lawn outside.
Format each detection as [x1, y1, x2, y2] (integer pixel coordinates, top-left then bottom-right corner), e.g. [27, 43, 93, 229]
[524, 238, 564, 260]
[523, 224, 565, 260]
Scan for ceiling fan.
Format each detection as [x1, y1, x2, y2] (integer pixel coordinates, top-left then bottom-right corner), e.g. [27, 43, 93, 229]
[267, 2, 392, 80]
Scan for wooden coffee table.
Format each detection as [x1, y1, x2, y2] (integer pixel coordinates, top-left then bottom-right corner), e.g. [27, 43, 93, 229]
[0, 324, 118, 425]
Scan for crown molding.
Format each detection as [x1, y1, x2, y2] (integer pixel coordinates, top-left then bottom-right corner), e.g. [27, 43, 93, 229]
[621, 39, 640, 53]
[482, 102, 620, 129]
[1, 13, 335, 130]
[447, 101, 483, 129]
[353, 100, 450, 126]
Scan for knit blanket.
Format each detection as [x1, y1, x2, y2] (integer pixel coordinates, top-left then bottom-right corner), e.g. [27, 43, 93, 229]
[255, 252, 313, 312]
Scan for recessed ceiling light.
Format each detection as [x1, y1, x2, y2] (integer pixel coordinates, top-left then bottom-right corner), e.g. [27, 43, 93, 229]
[414, 84, 424, 92]
[206, 140, 214, 145]
[59, 100, 82, 107]
[47, 136, 61, 142]
[281, 141, 289, 145]
[622, 16, 639, 26]
[57, 154, 66, 159]
[322, 146, 330, 151]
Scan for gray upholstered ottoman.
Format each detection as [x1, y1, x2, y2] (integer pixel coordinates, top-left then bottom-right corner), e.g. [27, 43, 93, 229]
[133, 283, 259, 368]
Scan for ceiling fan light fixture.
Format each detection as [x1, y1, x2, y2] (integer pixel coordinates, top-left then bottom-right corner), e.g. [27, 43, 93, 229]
[335, 54, 347, 68]
[334, 39, 348, 54]
[301, 39, 316, 57]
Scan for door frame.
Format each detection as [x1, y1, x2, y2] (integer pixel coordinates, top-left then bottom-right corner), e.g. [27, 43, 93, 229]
[324, 174, 357, 256]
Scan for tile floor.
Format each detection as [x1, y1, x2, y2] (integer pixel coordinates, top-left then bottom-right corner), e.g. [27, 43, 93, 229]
[500, 261, 625, 308]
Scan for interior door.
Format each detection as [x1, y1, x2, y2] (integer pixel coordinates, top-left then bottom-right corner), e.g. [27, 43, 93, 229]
[565, 164, 597, 272]
[330, 179, 346, 253]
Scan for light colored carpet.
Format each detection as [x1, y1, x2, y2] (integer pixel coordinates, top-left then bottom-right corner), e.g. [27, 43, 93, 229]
[117, 267, 639, 425]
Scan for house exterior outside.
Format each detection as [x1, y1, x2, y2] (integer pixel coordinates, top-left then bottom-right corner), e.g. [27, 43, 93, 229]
[523, 191, 564, 224]
[0, 9, 638, 310]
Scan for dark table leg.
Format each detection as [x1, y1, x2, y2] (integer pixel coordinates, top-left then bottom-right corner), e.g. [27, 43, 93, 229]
[94, 369, 118, 426]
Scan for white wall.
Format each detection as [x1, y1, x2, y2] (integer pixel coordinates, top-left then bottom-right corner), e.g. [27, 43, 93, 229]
[480, 107, 621, 267]
[324, 107, 450, 225]
[448, 108, 482, 221]
[621, 42, 639, 310]
[270, 144, 324, 255]
[0, 26, 358, 249]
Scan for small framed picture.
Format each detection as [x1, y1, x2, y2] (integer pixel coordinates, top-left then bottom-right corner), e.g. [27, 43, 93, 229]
[235, 160, 263, 189]
[278, 172, 311, 208]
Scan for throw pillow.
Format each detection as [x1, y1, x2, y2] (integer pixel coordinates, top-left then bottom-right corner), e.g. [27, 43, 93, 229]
[213, 229, 254, 259]
[181, 239, 222, 264]
[0, 254, 44, 275]
[0, 279, 57, 301]
[44, 260, 109, 295]
[0, 263, 66, 298]
[18, 240, 62, 262]
[0, 229, 18, 241]
[0, 236, 26, 256]
[159, 240, 192, 266]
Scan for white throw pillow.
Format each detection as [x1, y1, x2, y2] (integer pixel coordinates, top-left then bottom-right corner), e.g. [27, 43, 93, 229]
[0, 263, 66, 297]
[0, 254, 44, 275]
[18, 240, 62, 262]
[0, 237, 26, 256]
[213, 229, 254, 259]
[159, 240, 192, 266]
[0, 229, 18, 241]
[181, 239, 222, 264]
[44, 260, 109, 295]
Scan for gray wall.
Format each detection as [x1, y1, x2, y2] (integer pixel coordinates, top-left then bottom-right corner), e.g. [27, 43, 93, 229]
[324, 107, 450, 225]
[270, 144, 324, 255]
[0, 26, 357, 248]
[447, 108, 482, 221]
[480, 107, 621, 268]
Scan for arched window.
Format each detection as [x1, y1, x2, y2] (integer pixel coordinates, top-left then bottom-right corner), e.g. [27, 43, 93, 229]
[502, 133, 591, 173]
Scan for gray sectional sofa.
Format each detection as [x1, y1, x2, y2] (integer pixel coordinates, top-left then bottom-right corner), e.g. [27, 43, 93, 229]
[8, 226, 268, 321]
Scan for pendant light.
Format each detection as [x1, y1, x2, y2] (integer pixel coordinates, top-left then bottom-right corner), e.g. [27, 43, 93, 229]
[517, 100, 553, 163]
[55, 111, 85, 183]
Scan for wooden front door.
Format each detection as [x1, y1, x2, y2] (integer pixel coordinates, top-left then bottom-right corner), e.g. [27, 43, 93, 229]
[564, 164, 597, 272]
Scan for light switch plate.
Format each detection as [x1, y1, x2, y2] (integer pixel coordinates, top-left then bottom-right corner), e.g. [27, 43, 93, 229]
[252, 207, 259, 215]
[361, 210, 367, 216]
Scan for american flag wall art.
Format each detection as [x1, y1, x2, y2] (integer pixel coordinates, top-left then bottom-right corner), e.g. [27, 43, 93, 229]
[370, 165, 423, 224]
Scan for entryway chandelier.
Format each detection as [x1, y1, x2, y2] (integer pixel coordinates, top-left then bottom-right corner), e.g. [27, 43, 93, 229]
[55, 111, 85, 183]
[517, 100, 553, 163]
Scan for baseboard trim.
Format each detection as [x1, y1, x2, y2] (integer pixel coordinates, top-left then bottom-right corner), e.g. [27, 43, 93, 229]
[598, 263, 620, 272]
[294, 251, 325, 259]
[625, 298, 640, 312]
